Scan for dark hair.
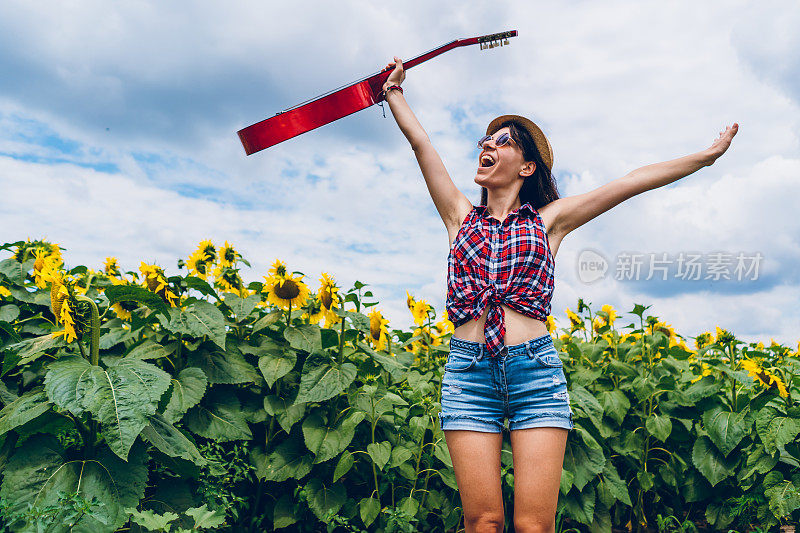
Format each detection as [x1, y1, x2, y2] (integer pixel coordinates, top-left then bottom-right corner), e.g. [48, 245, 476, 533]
[480, 120, 560, 210]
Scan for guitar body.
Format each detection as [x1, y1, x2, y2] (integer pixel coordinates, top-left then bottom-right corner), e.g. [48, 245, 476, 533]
[238, 78, 383, 155]
[238, 30, 517, 155]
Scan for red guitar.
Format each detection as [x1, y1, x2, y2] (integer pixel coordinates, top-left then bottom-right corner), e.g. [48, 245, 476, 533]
[237, 30, 518, 156]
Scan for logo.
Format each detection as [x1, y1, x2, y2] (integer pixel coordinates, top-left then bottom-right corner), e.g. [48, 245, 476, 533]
[577, 249, 608, 283]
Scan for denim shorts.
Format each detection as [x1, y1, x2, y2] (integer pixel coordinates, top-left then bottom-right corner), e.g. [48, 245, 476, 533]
[438, 333, 574, 433]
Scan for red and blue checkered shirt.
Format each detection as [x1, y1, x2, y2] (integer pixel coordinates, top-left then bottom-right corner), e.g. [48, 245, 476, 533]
[446, 201, 555, 358]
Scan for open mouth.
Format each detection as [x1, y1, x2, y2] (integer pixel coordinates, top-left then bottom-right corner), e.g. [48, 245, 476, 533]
[479, 154, 496, 168]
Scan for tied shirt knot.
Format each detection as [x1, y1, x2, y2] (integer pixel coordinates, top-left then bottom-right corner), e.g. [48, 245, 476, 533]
[477, 286, 506, 358]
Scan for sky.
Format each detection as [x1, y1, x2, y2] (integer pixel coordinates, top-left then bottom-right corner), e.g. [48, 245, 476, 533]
[1, 1, 798, 347]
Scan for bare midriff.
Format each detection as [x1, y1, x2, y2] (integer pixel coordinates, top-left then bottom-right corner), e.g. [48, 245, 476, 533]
[452, 303, 549, 345]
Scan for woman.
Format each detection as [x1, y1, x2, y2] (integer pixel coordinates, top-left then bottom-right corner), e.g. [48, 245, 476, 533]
[381, 56, 737, 533]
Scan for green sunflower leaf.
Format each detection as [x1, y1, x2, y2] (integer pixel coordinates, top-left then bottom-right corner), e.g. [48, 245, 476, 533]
[302, 410, 365, 464]
[304, 477, 346, 522]
[222, 292, 260, 322]
[164, 301, 227, 350]
[0, 433, 148, 532]
[0, 387, 52, 437]
[162, 366, 207, 424]
[295, 351, 357, 404]
[79, 358, 172, 461]
[105, 284, 170, 319]
[140, 412, 207, 466]
[183, 387, 252, 441]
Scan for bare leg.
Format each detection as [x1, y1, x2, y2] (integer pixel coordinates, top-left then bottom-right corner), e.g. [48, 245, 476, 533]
[509, 427, 569, 533]
[444, 429, 505, 533]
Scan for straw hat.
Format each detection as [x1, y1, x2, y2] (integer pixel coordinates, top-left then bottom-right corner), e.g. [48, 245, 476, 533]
[486, 114, 554, 172]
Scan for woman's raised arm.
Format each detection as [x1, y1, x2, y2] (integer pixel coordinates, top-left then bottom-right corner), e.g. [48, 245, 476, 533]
[546, 123, 739, 238]
[382, 57, 471, 230]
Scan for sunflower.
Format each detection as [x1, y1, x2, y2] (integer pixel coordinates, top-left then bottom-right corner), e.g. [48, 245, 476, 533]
[266, 258, 291, 278]
[104, 257, 121, 277]
[215, 264, 248, 296]
[111, 302, 135, 321]
[649, 320, 675, 339]
[197, 239, 217, 263]
[106, 278, 140, 320]
[217, 240, 241, 268]
[695, 332, 713, 350]
[50, 273, 90, 343]
[33, 248, 47, 273]
[139, 262, 179, 307]
[212, 241, 245, 286]
[50, 272, 68, 318]
[317, 273, 342, 328]
[14, 239, 60, 264]
[406, 290, 417, 309]
[33, 248, 63, 289]
[301, 292, 326, 325]
[545, 315, 556, 334]
[261, 259, 310, 312]
[565, 307, 584, 332]
[0, 285, 10, 298]
[434, 310, 454, 338]
[715, 326, 736, 346]
[410, 299, 430, 327]
[740, 358, 789, 397]
[368, 309, 391, 352]
[187, 248, 213, 280]
[601, 304, 617, 325]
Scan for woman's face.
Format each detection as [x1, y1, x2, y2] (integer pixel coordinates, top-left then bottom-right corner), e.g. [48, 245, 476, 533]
[474, 126, 535, 189]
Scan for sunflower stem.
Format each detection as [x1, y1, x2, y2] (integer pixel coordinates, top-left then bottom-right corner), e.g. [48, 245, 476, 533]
[338, 314, 346, 364]
[76, 340, 88, 360]
[75, 295, 100, 366]
[75, 295, 100, 458]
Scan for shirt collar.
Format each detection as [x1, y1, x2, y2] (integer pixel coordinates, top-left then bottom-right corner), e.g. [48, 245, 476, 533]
[475, 201, 535, 220]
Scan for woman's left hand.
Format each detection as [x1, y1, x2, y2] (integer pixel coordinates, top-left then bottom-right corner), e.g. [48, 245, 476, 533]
[705, 123, 739, 165]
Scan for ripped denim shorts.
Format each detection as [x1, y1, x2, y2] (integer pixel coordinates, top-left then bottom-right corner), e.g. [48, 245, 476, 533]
[438, 333, 574, 433]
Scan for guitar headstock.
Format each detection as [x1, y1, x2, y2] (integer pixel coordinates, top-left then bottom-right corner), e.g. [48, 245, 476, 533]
[477, 30, 517, 50]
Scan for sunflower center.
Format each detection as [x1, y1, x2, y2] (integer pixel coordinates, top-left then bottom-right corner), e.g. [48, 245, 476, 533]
[370, 316, 382, 341]
[274, 279, 300, 300]
[320, 287, 333, 309]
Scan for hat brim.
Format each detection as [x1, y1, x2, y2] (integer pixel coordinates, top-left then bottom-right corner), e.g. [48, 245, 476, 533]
[486, 114, 553, 172]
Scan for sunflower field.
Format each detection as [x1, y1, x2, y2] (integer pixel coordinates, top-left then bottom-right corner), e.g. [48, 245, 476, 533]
[0, 238, 799, 533]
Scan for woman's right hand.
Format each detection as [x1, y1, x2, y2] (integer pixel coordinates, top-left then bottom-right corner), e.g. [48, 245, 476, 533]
[382, 56, 405, 90]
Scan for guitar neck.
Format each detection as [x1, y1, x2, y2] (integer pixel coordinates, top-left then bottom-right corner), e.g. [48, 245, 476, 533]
[281, 30, 519, 112]
[403, 30, 518, 71]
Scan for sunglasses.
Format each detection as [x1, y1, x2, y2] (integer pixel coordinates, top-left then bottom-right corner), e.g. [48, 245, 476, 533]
[477, 132, 515, 149]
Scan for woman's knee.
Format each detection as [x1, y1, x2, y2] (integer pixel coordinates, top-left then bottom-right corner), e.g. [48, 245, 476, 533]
[464, 511, 505, 533]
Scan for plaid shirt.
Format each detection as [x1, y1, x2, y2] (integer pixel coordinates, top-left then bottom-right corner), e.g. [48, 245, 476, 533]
[446, 201, 555, 358]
